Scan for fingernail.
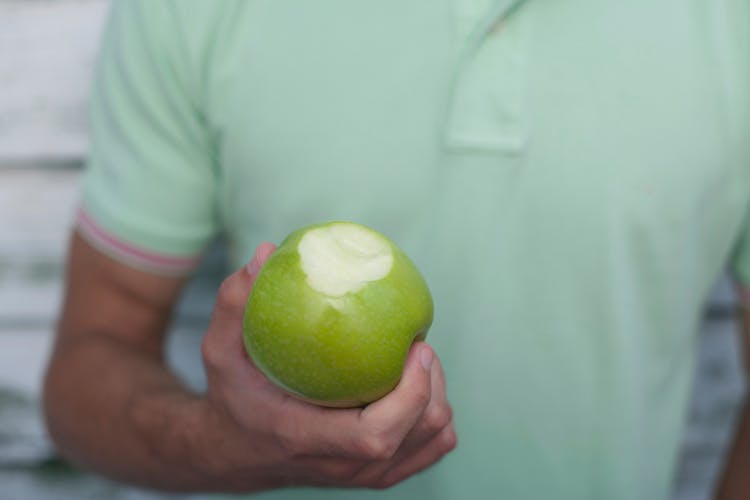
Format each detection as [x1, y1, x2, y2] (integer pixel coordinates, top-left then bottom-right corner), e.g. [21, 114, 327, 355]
[419, 346, 433, 370]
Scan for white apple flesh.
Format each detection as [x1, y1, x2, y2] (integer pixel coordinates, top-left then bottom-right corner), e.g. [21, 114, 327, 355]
[242, 222, 434, 407]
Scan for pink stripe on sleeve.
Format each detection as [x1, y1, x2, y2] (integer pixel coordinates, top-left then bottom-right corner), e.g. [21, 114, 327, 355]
[75, 206, 202, 275]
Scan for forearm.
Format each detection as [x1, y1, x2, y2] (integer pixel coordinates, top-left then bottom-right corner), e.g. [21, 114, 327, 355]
[44, 333, 236, 492]
[45, 236, 456, 492]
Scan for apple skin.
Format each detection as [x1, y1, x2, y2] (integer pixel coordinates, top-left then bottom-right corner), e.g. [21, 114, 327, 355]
[242, 222, 433, 408]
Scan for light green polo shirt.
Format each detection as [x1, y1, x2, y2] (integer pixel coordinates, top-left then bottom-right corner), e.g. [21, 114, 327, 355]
[79, 1, 750, 499]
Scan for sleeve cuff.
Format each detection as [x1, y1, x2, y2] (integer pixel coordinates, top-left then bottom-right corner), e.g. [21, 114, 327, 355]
[75, 206, 203, 276]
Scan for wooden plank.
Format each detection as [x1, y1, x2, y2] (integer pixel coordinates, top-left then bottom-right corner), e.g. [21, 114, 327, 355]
[0, 324, 206, 469]
[0, 169, 80, 258]
[708, 275, 738, 314]
[0, 163, 217, 494]
[0, 168, 226, 323]
[672, 317, 746, 500]
[0, 0, 109, 164]
[0, 168, 79, 323]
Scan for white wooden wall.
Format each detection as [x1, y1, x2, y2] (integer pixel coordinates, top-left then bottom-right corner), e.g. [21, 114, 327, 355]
[0, 1, 744, 499]
[0, 2, 215, 497]
[0, 0, 107, 163]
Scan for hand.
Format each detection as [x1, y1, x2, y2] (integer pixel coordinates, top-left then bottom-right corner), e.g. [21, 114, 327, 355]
[198, 242, 457, 492]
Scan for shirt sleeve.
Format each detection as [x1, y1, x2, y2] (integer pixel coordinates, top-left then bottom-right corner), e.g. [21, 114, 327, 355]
[77, 0, 219, 275]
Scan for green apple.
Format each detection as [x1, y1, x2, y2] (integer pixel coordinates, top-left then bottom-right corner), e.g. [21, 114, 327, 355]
[242, 221, 433, 408]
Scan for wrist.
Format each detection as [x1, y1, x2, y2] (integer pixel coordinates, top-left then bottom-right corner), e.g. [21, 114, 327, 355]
[185, 396, 285, 493]
[185, 397, 230, 483]
[125, 389, 218, 490]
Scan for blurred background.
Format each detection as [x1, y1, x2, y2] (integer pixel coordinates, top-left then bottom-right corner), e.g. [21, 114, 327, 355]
[0, 1, 745, 499]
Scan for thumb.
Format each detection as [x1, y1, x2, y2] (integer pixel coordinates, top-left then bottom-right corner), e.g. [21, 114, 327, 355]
[213, 241, 276, 322]
[203, 242, 276, 370]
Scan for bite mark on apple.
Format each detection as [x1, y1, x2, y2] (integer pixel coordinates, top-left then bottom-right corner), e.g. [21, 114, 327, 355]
[298, 223, 393, 297]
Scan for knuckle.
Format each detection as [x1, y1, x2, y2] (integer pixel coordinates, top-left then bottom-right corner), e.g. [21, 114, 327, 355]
[200, 337, 223, 368]
[423, 403, 453, 431]
[440, 426, 458, 453]
[216, 276, 248, 312]
[358, 432, 398, 461]
[274, 417, 306, 459]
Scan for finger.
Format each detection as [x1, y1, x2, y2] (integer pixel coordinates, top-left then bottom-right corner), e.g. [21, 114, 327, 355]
[390, 353, 451, 456]
[276, 344, 433, 461]
[429, 351, 447, 403]
[412, 352, 450, 437]
[202, 242, 276, 373]
[340, 356, 451, 485]
[357, 342, 434, 455]
[210, 242, 276, 340]
[375, 423, 457, 489]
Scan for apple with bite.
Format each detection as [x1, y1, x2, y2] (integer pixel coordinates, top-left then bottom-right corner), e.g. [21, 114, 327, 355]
[242, 221, 433, 407]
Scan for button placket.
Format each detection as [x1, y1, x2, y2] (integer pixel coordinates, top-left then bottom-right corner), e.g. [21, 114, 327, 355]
[445, 0, 530, 153]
